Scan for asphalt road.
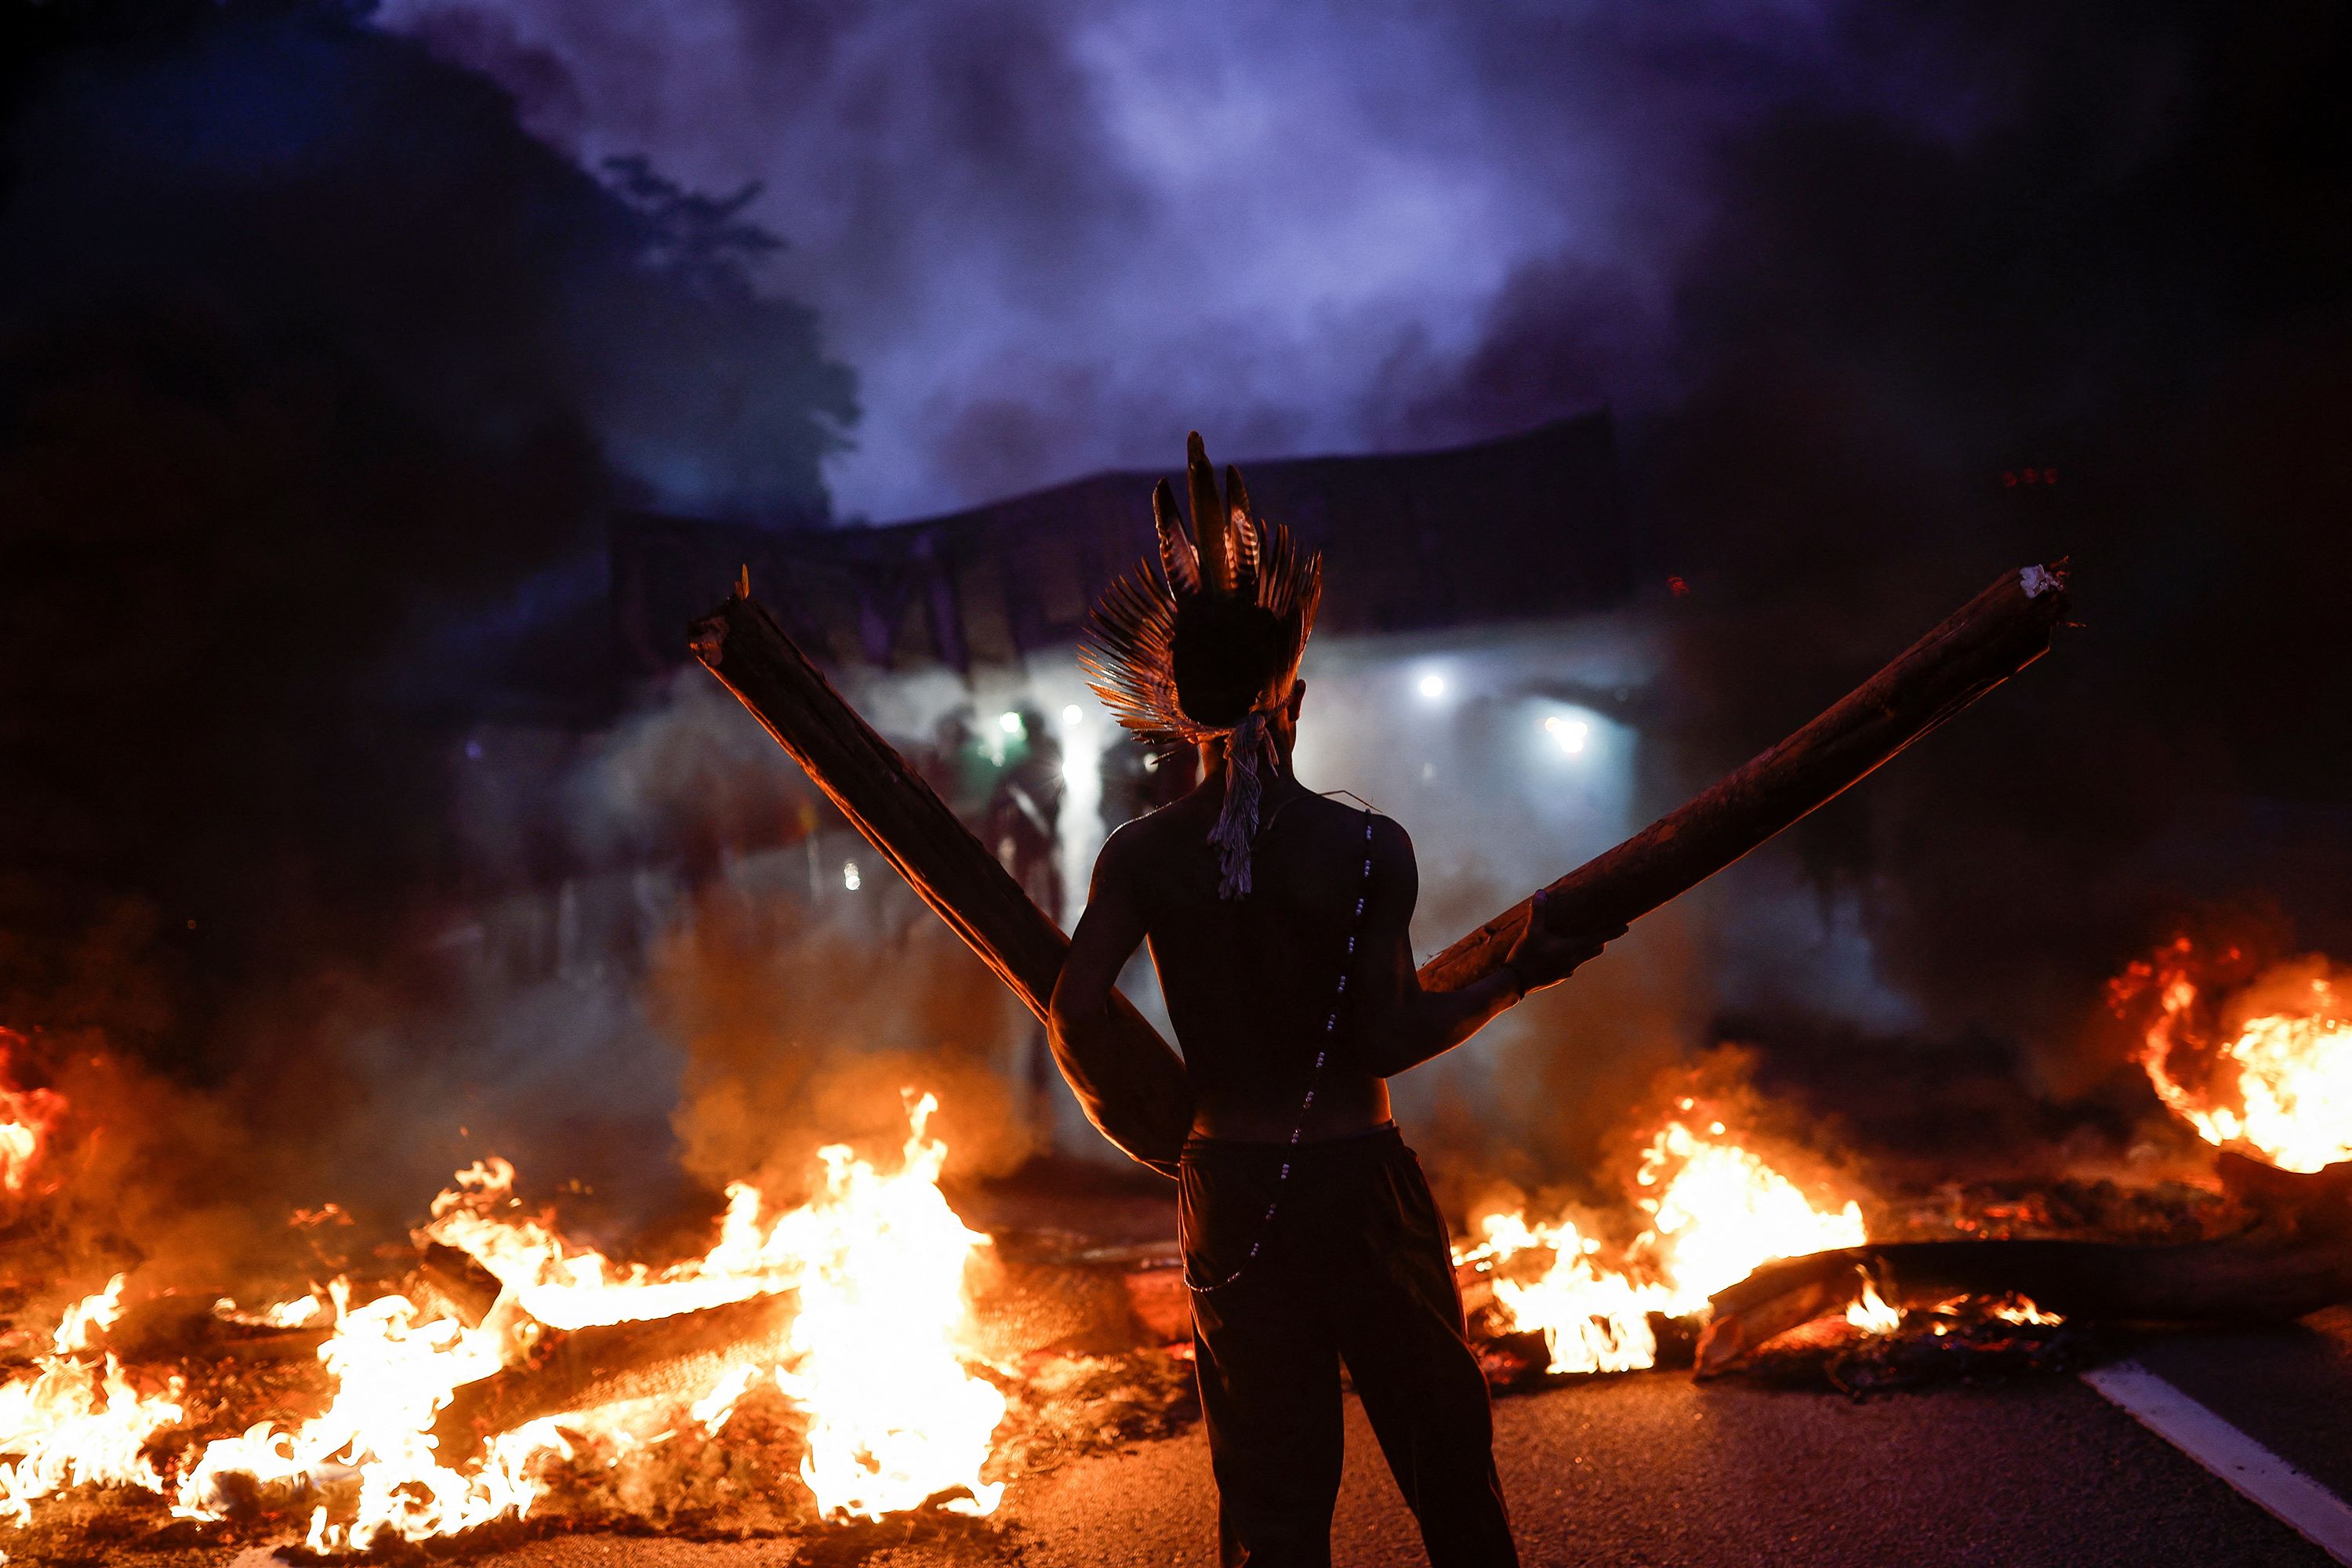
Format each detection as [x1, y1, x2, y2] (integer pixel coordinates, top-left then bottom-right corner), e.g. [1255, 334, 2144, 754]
[276, 1312, 2352, 1568]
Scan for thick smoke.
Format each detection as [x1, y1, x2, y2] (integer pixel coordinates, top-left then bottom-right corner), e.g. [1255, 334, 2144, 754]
[374, 0, 2002, 520]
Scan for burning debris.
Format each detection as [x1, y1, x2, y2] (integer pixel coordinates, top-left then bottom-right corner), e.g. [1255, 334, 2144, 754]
[6, 949, 2351, 1555]
[1737, 1291, 2090, 1399]
[0, 1089, 1023, 1558]
[0, 1033, 65, 1200]
[2118, 938, 2352, 1174]
[1448, 953, 2352, 1398]
[1455, 1108, 1873, 1377]
[1675, 938, 2352, 1379]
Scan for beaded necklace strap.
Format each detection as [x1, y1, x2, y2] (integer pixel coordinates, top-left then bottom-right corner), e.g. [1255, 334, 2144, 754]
[1186, 808, 1377, 1294]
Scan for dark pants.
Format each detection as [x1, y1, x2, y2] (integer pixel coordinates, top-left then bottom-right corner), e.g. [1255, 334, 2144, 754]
[1181, 1126, 1516, 1568]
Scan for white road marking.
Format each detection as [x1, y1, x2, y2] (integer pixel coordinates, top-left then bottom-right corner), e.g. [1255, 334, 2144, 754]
[2084, 1362, 2352, 1566]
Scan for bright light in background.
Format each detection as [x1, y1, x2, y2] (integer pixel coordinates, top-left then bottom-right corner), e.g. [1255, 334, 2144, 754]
[1544, 714, 1590, 754]
[1052, 694, 1102, 931]
[841, 860, 861, 891]
[997, 711, 1025, 736]
[1417, 673, 1447, 701]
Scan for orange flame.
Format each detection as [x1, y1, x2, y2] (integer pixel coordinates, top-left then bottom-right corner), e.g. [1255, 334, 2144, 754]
[2123, 942, 2352, 1174]
[0, 1279, 186, 1529]
[0, 1031, 65, 1197]
[1990, 1294, 2062, 1326]
[4, 1091, 1004, 1548]
[1461, 1116, 1871, 1374]
[1843, 1269, 1902, 1334]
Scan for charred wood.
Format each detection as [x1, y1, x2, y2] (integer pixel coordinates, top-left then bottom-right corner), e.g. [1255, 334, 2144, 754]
[1696, 1152, 2352, 1376]
[409, 1242, 502, 1330]
[111, 1294, 330, 1365]
[432, 1290, 793, 1461]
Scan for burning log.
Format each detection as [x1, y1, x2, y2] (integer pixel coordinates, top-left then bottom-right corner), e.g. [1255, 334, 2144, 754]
[689, 591, 1193, 1175]
[1695, 1152, 2352, 1376]
[111, 1294, 331, 1365]
[693, 564, 2071, 1174]
[409, 1241, 503, 1330]
[432, 1290, 793, 1460]
[1417, 563, 2071, 990]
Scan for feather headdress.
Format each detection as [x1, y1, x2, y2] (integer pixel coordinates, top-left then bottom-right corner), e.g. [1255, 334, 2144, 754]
[1080, 432, 1323, 898]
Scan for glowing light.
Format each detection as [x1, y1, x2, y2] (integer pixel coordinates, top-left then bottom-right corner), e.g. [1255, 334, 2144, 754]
[842, 861, 861, 891]
[1844, 1269, 1902, 1334]
[1060, 703, 1083, 726]
[2128, 946, 2352, 1172]
[1417, 673, 1446, 700]
[145, 1094, 1001, 1548]
[1543, 715, 1590, 754]
[997, 711, 1023, 736]
[1991, 1295, 2063, 1326]
[1, 1029, 66, 1196]
[0, 1279, 185, 1528]
[1461, 1119, 1868, 1376]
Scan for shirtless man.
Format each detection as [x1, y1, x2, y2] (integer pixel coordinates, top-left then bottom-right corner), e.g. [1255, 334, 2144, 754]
[1050, 436, 1620, 1567]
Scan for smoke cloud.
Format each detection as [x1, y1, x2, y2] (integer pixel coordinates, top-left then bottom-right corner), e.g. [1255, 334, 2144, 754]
[373, 0, 2009, 520]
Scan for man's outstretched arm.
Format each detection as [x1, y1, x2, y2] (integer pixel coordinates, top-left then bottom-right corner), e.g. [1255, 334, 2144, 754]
[1048, 829, 1151, 1070]
[1356, 819, 1621, 1078]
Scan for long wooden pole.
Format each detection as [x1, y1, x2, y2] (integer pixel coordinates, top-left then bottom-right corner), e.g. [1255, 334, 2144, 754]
[688, 593, 1195, 1174]
[692, 563, 2070, 1176]
[1418, 564, 2071, 991]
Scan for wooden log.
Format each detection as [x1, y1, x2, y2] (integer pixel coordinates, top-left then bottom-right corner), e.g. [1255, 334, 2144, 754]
[1694, 1152, 2352, 1375]
[433, 1290, 793, 1460]
[111, 1294, 332, 1365]
[409, 1242, 502, 1330]
[689, 593, 1192, 1174]
[694, 563, 2071, 1174]
[1418, 562, 2071, 990]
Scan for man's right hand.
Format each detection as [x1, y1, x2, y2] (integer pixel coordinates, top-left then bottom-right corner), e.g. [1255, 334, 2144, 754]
[1501, 890, 1626, 994]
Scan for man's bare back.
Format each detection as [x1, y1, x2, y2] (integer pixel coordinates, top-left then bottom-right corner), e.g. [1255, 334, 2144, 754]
[1051, 753, 1621, 1144]
[1093, 777, 1395, 1140]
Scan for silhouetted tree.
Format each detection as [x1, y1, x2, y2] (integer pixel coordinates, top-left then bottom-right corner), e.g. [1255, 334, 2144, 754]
[0, 0, 856, 1069]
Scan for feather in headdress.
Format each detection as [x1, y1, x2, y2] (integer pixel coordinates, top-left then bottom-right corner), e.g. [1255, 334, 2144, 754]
[1080, 433, 1323, 897]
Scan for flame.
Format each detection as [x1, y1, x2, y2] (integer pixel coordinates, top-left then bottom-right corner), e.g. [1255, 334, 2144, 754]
[1465, 1213, 1662, 1374]
[1989, 1294, 2062, 1326]
[423, 1158, 804, 1329]
[0, 1281, 186, 1529]
[52, 1275, 128, 1355]
[1844, 1269, 1902, 1334]
[1632, 1121, 1867, 1311]
[1462, 1119, 1870, 1374]
[0, 1031, 65, 1197]
[2125, 942, 2352, 1173]
[3, 1091, 1004, 1548]
[753, 1096, 1006, 1520]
